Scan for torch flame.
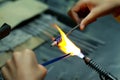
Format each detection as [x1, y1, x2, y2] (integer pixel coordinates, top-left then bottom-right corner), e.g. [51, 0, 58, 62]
[53, 24, 84, 58]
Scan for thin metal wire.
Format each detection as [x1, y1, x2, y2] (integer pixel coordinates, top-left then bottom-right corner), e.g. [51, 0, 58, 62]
[66, 24, 80, 36]
[42, 53, 70, 66]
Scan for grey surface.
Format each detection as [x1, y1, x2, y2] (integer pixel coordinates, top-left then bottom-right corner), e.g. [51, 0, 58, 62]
[32, 15, 119, 80]
[0, 14, 120, 80]
[34, 15, 120, 80]
[39, 0, 77, 15]
[0, 30, 32, 52]
[0, 0, 120, 79]
[38, 0, 120, 79]
[80, 15, 120, 80]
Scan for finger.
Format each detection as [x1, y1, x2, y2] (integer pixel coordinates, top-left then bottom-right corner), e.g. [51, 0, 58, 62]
[22, 49, 35, 58]
[23, 49, 37, 61]
[80, 11, 97, 30]
[38, 64, 47, 79]
[12, 51, 22, 65]
[80, 4, 112, 30]
[1, 67, 12, 80]
[68, 10, 81, 24]
[68, 1, 86, 23]
[6, 59, 15, 75]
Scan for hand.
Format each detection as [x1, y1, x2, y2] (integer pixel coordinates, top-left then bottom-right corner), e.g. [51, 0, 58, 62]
[68, 0, 120, 30]
[1, 49, 47, 80]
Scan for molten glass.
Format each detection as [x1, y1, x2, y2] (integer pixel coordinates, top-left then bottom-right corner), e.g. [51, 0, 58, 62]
[53, 24, 84, 58]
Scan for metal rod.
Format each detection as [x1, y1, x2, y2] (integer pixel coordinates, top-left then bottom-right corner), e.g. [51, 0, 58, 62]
[83, 56, 118, 80]
[42, 53, 70, 66]
[66, 24, 80, 36]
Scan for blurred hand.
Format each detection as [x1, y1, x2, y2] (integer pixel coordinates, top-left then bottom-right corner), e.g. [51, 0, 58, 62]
[68, 0, 120, 30]
[1, 49, 47, 80]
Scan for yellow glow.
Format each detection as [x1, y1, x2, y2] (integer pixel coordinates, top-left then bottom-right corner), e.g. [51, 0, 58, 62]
[53, 24, 83, 58]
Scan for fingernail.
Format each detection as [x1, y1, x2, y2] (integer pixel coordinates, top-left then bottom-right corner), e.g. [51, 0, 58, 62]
[80, 24, 85, 30]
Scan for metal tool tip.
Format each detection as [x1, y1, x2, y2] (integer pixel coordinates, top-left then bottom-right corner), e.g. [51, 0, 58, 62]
[51, 41, 58, 47]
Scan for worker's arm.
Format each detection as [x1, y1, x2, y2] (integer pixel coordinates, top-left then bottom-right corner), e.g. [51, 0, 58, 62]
[68, 0, 120, 30]
[1, 49, 47, 80]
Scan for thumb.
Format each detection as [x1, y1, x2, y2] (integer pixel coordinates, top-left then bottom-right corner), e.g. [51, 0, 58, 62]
[38, 64, 47, 77]
[80, 11, 97, 30]
[80, 4, 110, 30]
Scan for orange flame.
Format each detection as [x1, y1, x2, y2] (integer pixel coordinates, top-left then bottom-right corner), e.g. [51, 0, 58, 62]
[53, 24, 84, 58]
